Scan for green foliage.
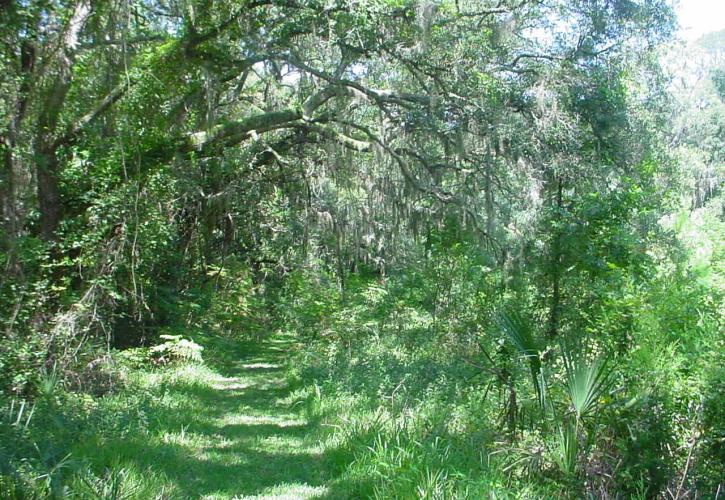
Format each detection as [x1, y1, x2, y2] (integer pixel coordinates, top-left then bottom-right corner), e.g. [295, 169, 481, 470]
[0, 0, 721, 497]
[149, 335, 204, 365]
[562, 349, 614, 421]
[276, 269, 340, 339]
[550, 422, 578, 478]
[70, 465, 156, 500]
[202, 261, 265, 337]
[497, 308, 544, 408]
[497, 309, 541, 358]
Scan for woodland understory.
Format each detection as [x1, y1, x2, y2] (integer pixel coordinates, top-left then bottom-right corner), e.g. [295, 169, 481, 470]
[0, 0, 723, 498]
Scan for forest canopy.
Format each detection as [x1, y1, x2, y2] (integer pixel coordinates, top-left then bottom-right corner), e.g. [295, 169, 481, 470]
[0, 0, 722, 498]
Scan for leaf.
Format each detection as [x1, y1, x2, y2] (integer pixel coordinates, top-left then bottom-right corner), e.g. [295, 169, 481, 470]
[497, 309, 544, 407]
[497, 308, 540, 357]
[562, 347, 615, 419]
[551, 421, 578, 477]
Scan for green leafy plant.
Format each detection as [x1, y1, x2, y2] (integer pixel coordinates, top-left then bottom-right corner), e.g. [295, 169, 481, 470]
[562, 348, 614, 421]
[550, 422, 578, 478]
[497, 309, 544, 407]
[74, 465, 143, 500]
[38, 365, 60, 399]
[149, 335, 204, 365]
[497, 309, 541, 358]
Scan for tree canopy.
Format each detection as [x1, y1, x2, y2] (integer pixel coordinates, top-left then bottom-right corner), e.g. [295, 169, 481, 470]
[0, 1, 722, 498]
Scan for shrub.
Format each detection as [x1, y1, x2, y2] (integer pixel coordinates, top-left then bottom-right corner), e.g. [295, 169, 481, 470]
[149, 335, 203, 365]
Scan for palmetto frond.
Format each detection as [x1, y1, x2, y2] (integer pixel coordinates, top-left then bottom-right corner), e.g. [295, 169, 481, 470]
[551, 421, 578, 477]
[497, 308, 541, 357]
[497, 309, 544, 407]
[562, 348, 614, 420]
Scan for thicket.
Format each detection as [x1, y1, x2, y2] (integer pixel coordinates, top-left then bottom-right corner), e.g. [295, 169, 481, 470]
[282, 206, 723, 497]
[0, 0, 723, 497]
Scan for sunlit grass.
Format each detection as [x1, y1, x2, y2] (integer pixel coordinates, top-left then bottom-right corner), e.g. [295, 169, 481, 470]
[14, 332, 337, 499]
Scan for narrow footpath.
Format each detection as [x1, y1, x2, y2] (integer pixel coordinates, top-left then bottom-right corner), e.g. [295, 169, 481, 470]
[138, 334, 331, 499]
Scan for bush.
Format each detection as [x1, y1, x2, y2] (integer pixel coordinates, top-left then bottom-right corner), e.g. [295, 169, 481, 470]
[149, 334, 204, 365]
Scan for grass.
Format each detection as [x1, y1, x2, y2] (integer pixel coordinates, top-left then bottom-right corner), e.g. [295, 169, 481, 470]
[1, 332, 344, 499]
[116, 333, 333, 499]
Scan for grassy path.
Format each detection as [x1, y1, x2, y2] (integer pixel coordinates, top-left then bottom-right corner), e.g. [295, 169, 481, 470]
[113, 334, 333, 499]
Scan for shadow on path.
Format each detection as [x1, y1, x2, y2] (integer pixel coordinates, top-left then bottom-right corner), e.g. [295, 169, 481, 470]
[117, 334, 333, 499]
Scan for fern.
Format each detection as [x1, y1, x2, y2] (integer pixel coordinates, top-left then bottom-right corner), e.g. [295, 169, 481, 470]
[150, 335, 204, 364]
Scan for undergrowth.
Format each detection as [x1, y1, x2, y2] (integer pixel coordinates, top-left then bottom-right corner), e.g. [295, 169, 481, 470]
[0, 331, 218, 499]
[283, 222, 723, 499]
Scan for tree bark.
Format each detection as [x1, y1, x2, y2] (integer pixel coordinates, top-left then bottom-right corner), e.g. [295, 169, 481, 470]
[31, 1, 90, 240]
[547, 177, 563, 340]
[1, 139, 20, 268]
[1, 138, 17, 230]
[35, 147, 62, 241]
[333, 218, 346, 302]
[1, 40, 35, 272]
[485, 158, 495, 237]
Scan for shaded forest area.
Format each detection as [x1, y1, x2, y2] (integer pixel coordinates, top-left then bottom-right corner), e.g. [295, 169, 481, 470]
[0, 0, 723, 497]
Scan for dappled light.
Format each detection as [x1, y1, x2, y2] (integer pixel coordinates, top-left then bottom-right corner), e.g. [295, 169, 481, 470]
[0, 0, 722, 498]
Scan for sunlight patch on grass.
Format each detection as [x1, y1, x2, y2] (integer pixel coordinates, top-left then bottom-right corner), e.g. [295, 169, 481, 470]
[212, 378, 253, 390]
[233, 483, 329, 499]
[256, 435, 315, 454]
[196, 449, 249, 465]
[244, 377, 289, 389]
[240, 363, 283, 370]
[219, 413, 306, 428]
[161, 429, 222, 449]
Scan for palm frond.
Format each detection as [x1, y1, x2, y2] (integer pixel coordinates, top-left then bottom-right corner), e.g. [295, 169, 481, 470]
[497, 308, 540, 357]
[551, 422, 578, 477]
[562, 348, 614, 420]
[497, 308, 544, 408]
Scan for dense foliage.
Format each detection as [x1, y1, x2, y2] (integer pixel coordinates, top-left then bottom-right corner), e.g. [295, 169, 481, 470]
[0, 0, 722, 497]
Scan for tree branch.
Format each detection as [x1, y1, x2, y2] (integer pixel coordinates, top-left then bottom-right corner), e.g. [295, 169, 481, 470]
[54, 81, 129, 149]
[289, 55, 430, 109]
[184, 109, 304, 153]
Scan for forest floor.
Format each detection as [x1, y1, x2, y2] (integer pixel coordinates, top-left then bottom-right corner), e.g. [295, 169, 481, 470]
[107, 333, 333, 499]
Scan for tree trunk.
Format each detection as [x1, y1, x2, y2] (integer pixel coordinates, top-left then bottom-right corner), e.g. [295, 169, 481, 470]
[1, 40, 35, 273]
[36, 147, 62, 241]
[1, 138, 21, 276]
[547, 177, 563, 340]
[32, 1, 90, 241]
[333, 218, 346, 302]
[485, 158, 495, 238]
